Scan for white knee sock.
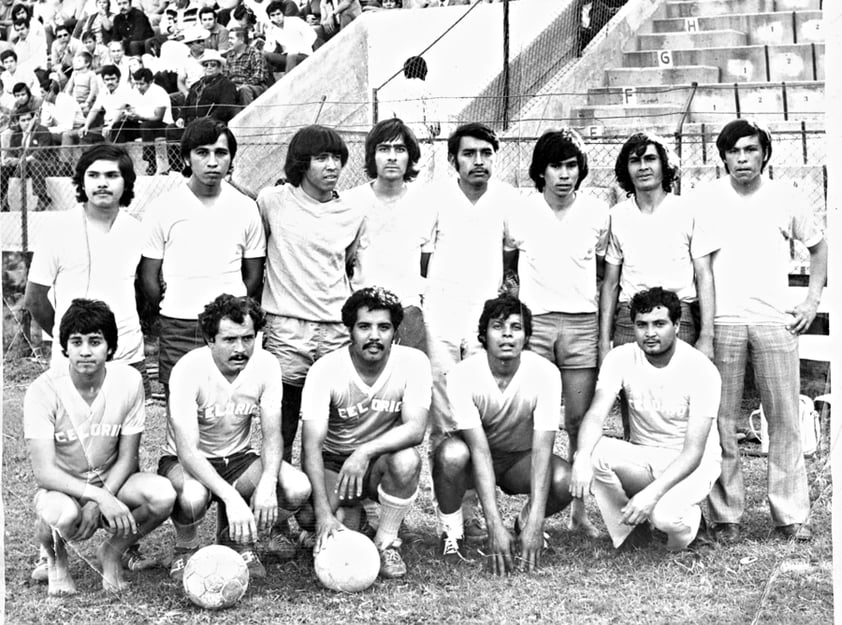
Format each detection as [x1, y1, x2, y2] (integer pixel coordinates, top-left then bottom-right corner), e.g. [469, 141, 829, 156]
[374, 485, 417, 551]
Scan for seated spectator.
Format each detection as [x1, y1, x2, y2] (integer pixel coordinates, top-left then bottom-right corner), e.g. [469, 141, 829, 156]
[199, 6, 228, 50]
[225, 3, 257, 33]
[63, 52, 100, 115]
[176, 48, 237, 127]
[105, 39, 133, 84]
[7, 4, 47, 47]
[72, 0, 114, 45]
[80, 30, 109, 72]
[0, 50, 42, 109]
[48, 23, 83, 86]
[10, 82, 43, 117]
[0, 106, 65, 211]
[174, 25, 208, 95]
[73, 64, 132, 143]
[145, 0, 200, 56]
[224, 27, 270, 105]
[262, 0, 314, 75]
[40, 80, 85, 163]
[13, 17, 49, 83]
[117, 66, 172, 174]
[107, 0, 154, 57]
[324, 0, 361, 29]
[0, 0, 16, 41]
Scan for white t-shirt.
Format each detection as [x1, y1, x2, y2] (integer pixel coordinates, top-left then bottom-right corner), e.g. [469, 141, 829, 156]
[24, 362, 145, 484]
[692, 177, 824, 325]
[264, 17, 316, 56]
[596, 340, 721, 465]
[141, 181, 266, 319]
[505, 191, 609, 315]
[300, 345, 432, 456]
[127, 82, 174, 124]
[27, 207, 145, 365]
[605, 193, 718, 303]
[345, 182, 435, 309]
[93, 84, 133, 127]
[448, 351, 561, 453]
[258, 184, 364, 322]
[422, 178, 513, 318]
[165, 346, 283, 458]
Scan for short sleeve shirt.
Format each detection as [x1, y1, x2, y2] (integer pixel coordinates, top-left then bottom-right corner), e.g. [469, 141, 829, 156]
[605, 193, 719, 303]
[24, 363, 145, 483]
[345, 182, 435, 309]
[165, 346, 283, 458]
[505, 191, 609, 314]
[692, 177, 824, 325]
[300, 345, 432, 456]
[596, 340, 722, 465]
[127, 82, 173, 124]
[448, 351, 562, 453]
[141, 181, 266, 319]
[27, 207, 145, 365]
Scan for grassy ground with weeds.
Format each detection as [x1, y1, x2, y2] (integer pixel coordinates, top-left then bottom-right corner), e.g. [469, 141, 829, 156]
[2, 357, 833, 625]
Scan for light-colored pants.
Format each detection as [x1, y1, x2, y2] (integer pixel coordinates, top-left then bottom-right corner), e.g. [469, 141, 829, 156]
[592, 438, 720, 550]
[707, 324, 809, 526]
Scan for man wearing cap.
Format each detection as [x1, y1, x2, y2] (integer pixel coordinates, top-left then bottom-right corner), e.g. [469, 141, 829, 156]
[177, 49, 238, 126]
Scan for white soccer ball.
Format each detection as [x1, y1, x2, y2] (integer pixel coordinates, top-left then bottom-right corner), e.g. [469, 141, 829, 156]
[314, 529, 380, 592]
[182, 545, 249, 609]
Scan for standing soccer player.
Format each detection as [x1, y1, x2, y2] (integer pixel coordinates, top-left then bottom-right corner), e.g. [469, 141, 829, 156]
[257, 124, 364, 462]
[433, 295, 573, 573]
[505, 129, 608, 536]
[695, 119, 827, 543]
[571, 288, 721, 551]
[160, 294, 312, 579]
[299, 287, 431, 579]
[344, 118, 430, 351]
[425, 122, 517, 547]
[24, 299, 175, 596]
[139, 118, 265, 397]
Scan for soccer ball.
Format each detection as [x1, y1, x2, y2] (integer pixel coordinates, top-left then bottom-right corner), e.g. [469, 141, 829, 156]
[313, 529, 380, 592]
[182, 545, 249, 609]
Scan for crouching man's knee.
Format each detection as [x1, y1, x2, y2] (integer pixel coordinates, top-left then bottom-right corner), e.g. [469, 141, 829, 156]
[278, 462, 311, 510]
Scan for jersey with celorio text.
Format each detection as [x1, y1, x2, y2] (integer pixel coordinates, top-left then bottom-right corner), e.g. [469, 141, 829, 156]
[300, 345, 432, 456]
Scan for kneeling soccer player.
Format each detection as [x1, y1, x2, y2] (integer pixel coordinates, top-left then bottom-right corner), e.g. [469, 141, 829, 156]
[24, 298, 176, 596]
[159, 294, 311, 580]
[571, 287, 721, 550]
[432, 295, 573, 575]
[299, 287, 431, 579]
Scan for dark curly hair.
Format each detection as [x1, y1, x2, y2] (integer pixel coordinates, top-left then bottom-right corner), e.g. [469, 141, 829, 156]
[284, 125, 348, 187]
[198, 294, 266, 342]
[341, 287, 404, 330]
[477, 295, 532, 348]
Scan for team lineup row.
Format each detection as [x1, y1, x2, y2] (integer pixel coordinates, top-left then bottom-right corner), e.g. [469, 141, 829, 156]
[21, 114, 826, 595]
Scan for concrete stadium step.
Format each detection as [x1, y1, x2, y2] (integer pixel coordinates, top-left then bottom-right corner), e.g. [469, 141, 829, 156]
[622, 43, 823, 82]
[633, 30, 748, 51]
[663, 0, 776, 19]
[605, 66, 720, 87]
[570, 104, 686, 128]
[652, 11, 823, 45]
[587, 80, 820, 107]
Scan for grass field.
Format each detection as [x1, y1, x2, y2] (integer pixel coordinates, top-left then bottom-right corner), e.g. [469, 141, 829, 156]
[2, 356, 833, 625]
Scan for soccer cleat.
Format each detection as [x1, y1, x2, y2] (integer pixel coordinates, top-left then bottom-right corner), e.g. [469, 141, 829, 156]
[169, 547, 198, 581]
[31, 554, 48, 582]
[378, 544, 407, 579]
[711, 522, 742, 545]
[121, 545, 158, 571]
[463, 516, 488, 545]
[264, 526, 298, 560]
[440, 532, 469, 565]
[237, 548, 267, 579]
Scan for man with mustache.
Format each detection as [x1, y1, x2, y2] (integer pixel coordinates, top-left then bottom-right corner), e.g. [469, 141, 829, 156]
[695, 119, 827, 543]
[571, 287, 721, 552]
[424, 122, 519, 557]
[298, 287, 431, 579]
[159, 294, 312, 579]
[139, 118, 266, 404]
[599, 131, 718, 439]
[433, 295, 573, 574]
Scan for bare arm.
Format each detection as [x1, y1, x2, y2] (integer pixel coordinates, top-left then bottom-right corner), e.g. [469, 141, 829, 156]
[138, 256, 163, 309]
[241, 256, 264, 300]
[787, 238, 827, 334]
[520, 429, 554, 571]
[462, 427, 514, 575]
[301, 417, 344, 552]
[252, 396, 282, 530]
[692, 254, 715, 359]
[22, 282, 55, 337]
[598, 262, 621, 364]
[569, 387, 616, 498]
